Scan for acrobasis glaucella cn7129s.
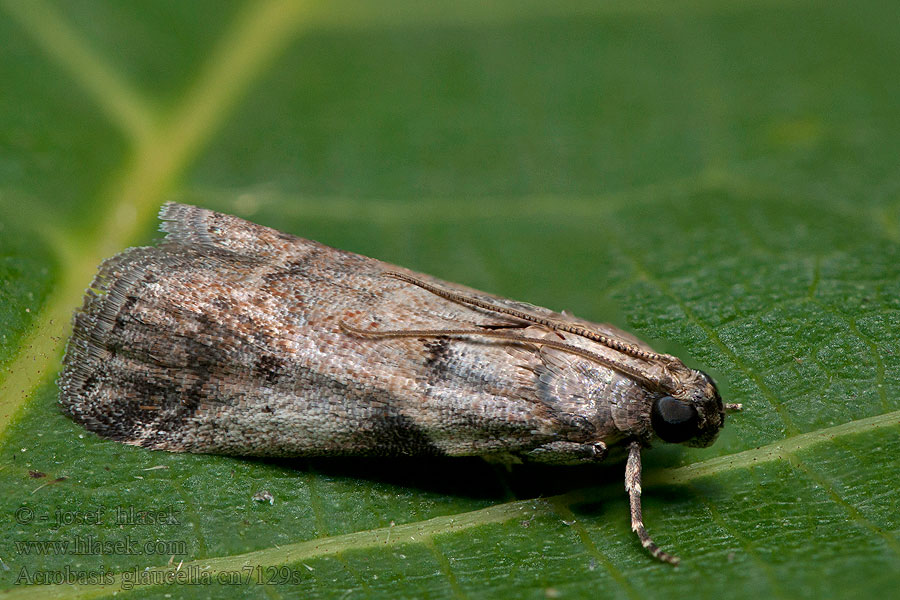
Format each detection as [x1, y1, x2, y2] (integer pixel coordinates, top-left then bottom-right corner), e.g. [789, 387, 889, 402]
[59, 202, 741, 565]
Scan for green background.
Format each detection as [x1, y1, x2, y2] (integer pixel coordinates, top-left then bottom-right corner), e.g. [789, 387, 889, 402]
[1, 1, 898, 598]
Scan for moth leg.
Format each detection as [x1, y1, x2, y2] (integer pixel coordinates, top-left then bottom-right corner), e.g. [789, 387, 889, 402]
[625, 441, 680, 565]
[522, 441, 607, 465]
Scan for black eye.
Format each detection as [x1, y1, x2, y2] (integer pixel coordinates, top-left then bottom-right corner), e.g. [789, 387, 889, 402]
[651, 396, 700, 443]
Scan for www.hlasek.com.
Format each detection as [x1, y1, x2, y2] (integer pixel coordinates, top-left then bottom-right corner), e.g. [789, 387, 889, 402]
[14, 535, 187, 556]
[15, 565, 306, 589]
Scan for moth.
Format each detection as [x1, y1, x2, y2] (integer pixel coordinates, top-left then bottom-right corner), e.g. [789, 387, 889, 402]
[59, 202, 740, 565]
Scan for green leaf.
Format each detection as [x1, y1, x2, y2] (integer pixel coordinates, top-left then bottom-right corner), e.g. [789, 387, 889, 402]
[2, 1, 899, 598]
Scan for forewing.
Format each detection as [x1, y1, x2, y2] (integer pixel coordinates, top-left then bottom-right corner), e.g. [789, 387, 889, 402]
[59, 204, 570, 456]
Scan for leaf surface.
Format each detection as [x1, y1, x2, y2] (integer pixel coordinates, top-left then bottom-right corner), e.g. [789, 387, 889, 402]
[1, 1, 898, 598]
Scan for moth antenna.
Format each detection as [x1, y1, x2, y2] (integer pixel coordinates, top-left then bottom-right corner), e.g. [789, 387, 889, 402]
[339, 322, 660, 391]
[383, 271, 674, 364]
[626, 441, 680, 565]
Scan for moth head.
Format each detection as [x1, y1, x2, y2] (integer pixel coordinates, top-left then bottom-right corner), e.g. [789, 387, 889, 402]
[650, 370, 724, 448]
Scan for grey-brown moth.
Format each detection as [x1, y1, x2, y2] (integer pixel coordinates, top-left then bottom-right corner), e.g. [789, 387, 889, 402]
[59, 202, 740, 565]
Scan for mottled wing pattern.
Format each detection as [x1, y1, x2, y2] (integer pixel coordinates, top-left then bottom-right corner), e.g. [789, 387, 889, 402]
[58, 203, 655, 458]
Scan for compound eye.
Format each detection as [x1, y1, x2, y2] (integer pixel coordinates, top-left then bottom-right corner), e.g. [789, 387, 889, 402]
[651, 396, 700, 443]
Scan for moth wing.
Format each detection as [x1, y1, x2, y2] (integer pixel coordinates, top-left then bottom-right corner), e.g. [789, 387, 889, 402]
[158, 202, 298, 262]
[505, 327, 617, 438]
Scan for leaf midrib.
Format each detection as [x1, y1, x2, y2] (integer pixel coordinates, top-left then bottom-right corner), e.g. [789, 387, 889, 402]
[5, 409, 896, 600]
[0, 0, 314, 438]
